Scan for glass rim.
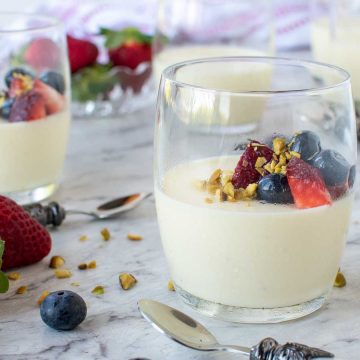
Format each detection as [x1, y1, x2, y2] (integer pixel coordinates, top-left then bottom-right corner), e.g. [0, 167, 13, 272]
[0, 12, 62, 33]
[161, 56, 351, 96]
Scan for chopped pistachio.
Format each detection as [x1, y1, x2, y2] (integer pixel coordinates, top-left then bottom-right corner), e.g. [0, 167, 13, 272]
[284, 151, 292, 160]
[278, 154, 287, 166]
[16, 286, 27, 295]
[92, 285, 105, 295]
[193, 179, 206, 191]
[206, 183, 219, 195]
[215, 188, 226, 202]
[255, 156, 267, 168]
[263, 162, 273, 174]
[71, 282, 80, 287]
[205, 197, 213, 204]
[88, 260, 97, 269]
[127, 233, 143, 241]
[245, 183, 258, 197]
[334, 271, 346, 288]
[274, 166, 282, 174]
[227, 196, 236, 202]
[101, 228, 111, 241]
[270, 159, 277, 170]
[281, 166, 287, 175]
[49, 255, 65, 269]
[220, 171, 234, 186]
[119, 273, 137, 290]
[168, 280, 175, 291]
[79, 235, 88, 242]
[7, 272, 20, 281]
[290, 151, 301, 158]
[208, 168, 222, 184]
[37, 290, 50, 305]
[255, 167, 266, 176]
[223, 182, 235, 198]
[78, 263, 88, 270]
[54, 269, 72, 279]
[273, 137, 286, 155]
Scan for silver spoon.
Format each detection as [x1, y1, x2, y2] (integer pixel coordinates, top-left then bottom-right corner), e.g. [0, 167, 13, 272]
[23, 192, 151, 227]
[138, 299, 334, 359]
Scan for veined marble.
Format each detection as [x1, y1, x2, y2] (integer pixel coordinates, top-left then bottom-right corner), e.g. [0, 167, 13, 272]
[0, 106, 359, 360]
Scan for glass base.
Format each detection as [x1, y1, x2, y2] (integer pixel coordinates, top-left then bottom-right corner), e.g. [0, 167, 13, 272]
[4, 183, 58, 205]
[176, 285, 327, 323]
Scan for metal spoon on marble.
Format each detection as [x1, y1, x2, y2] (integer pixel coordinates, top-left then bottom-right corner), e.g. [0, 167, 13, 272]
[23, 192, 151, 227]
[138, 299, 334, 359]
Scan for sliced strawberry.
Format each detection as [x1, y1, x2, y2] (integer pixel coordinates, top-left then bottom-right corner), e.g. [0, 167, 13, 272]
[34, 79, 65, 114]
[24, 38, 60, 70]
[287, 157, 332, 209]
[9, 90, 46, 122]
[232, 141, 274, 189]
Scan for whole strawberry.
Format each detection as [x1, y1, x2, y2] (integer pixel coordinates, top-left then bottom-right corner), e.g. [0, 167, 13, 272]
[0, 196, 52, 270]
[24, 38, 60, 71]
[100, 27, 152, 70]
[67, 35, 99, 74]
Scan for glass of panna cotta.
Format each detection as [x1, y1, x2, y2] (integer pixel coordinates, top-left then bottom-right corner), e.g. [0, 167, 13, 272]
[0, 13, 71, 204]
[154, 57, 357, 323]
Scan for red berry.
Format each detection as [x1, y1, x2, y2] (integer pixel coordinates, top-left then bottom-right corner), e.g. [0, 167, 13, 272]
[109, 42, 151, 70]
[9, 90, 46, 122]
[67, 35, 99, 73]
[24, 38, 60, 70]
[287, 157, 332, 209]
[0, 195, 51, 270]
[232, 142, 274, 189]
[33, 79, 65, 114]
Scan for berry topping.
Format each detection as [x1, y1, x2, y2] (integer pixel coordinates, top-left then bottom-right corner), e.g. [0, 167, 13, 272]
[0, 93, 14, 119]
[8, 73, 34, 98]
[0, 195, 52, 270]
[24, 38, 60, 70]
[5, 67, 34, 88]
[40, 290, 87, 331]
[9, 90, 46, 122]
[309, 149, 350, 186]
[40, 71, 65, 94]
[232, 142, 273, 189]
[67, 35, 99, 74]
[288, 130, 321, 161]
[257, 174, 294, 204]
[287, 157, 332, 209]
[348, 165, 356, 189]
[33, 79, 65, 114]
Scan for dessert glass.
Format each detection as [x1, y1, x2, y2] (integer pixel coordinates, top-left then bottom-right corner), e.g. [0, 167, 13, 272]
[154, 57, 357, 323]
[0, 13, 71, 204]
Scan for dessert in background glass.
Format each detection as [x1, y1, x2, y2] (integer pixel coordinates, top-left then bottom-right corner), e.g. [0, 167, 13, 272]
[154, 57, 357, 323]
[0, 13, 71, 204]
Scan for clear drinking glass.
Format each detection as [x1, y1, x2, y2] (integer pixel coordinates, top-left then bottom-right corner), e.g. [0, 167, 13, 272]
[154, 57, 357, 323]
[0, 13, 71, 204]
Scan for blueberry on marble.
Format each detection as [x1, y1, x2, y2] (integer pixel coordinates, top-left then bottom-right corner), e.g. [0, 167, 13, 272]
[257, 174, 294, 204]
[288, 130, 321, 161]
[5, 67, 34, 88]
[40, 71, 65, 94]
[348, 165, 356, 189]
[310, 149, 350, 186]
[40, 290, 87, 330]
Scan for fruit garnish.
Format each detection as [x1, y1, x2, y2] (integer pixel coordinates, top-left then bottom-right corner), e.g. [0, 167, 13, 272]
[348, 165, 356, 189]
[288, 130, 321, 161]
[0, 240, 9, 293]
[67, 35, 99, 74]
[257, 173, 294, 204]
[0, 96, 14, 119]
[119, 273, 137, 290]
[40, 290, 87, 330]
[9, 90, 46, 122]
[33, 79, 65, 114]
[232, 141, 274, 189]
[24, 38, 60, 70]
[8, 73, 34, 98]
[287, 157, 332, 209]
[5, 67, 34, 88]
[40, 71, 65, 94]
[100, 27, 152, 70]
[0, 195, 51, 270]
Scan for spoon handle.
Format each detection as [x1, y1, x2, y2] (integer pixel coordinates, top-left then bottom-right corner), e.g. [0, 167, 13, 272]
[23, 202, 66, 227]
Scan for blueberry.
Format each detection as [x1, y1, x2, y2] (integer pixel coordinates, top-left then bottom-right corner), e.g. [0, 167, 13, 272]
[5, 67, 33, 88]
[310, 149, 350, 186]
[348, 165, 356, 189]
[257, 173, 294, 204]
[288, 130, 321, 161]
[40, 71, 65, 94]
[0, 97, 14, 119]
[40, 290, 87, 330]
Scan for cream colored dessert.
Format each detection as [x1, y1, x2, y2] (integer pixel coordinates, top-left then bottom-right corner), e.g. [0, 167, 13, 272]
[0, 110, 70, 193]
[156, 156, 352, 308]
[311, 17, 360, 101]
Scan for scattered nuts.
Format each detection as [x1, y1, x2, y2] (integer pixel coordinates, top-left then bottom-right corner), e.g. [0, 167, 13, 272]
[79, 235, 88, 242]
[78, 263, 88, 270]
[290, 151, 301, 159]
[168, 280, 175, 291]
[49, 255, 65, 269]
[16, 286, 27, 295]
[245, 183, 258, 197]
[7, 272, 20, 281]
[273, 137, 286, 155]
[119, 273, 137, 290]
[223, 182, 235, 198]
[101, 228, 111, 241]
[127, 234, 143, 241]
[54, 269, 72, 279]
[92, 285, 105, 295]
[334, 270, 346, 288]
[215, 188, 226, 202]
[71, 282, 80, 287]
[88, 260, 97, 269]
[208, 168, 222, 184]
[37, 290, 50, 305]
[255, 156, 267, 168]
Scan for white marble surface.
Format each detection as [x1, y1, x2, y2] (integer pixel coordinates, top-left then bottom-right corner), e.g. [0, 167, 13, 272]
[0, 106, 360, 360]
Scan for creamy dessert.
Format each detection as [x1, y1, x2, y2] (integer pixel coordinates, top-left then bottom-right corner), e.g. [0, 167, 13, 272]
[156, 132, 354, 309]
[0, 68, 69, 197]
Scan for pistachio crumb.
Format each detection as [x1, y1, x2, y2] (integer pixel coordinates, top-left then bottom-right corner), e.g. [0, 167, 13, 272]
[37, 290, 50, 305]
[290, 151, 301, 159]
[49, 255, 65, 269]
[334, 271, 346, 288]
[273, 137, 286, 155]
[92, 285, 105, 295]
[215, 188, 226, 202]
[54, 269, 72, 279]
[78, 263, 88, 270]
[245, 183, 258, 197]
[127, 233, 143, 241]
[79, 235, 88, 242]
[208, 168, 222, 183]
[119, 273, 137, 290]
[101, 228, 111, 241]
[223, 182, 235, 198]
[255, 156, 267, 168]
[206, 183, 219, 195]
[168, 280, 175, 291]
[16, 286, 28, 295]
[263, 163, 273, 174]
[71, 282, 80, 287]
[7, 272, 20, 281]
[88, 260, 97, 269]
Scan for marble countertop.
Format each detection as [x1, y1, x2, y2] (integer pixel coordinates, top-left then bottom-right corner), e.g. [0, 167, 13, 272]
[0, 106, 359, 360]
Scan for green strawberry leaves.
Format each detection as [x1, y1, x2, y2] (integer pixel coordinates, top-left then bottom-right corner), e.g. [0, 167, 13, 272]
[0, 240, 9, 293]
[100, 27, 153, 49]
